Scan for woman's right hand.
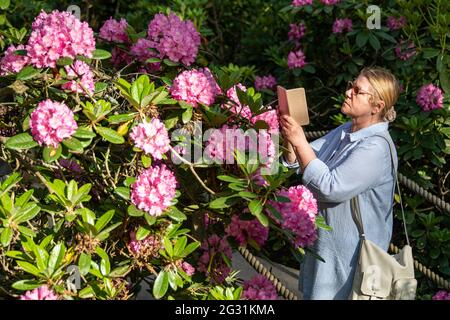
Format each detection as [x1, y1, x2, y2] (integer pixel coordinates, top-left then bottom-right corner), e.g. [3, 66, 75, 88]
[280, 114, 305, 148]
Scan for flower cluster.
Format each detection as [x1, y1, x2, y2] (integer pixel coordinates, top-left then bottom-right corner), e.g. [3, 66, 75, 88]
[270, 185, 318, 248]
[242, 275, 278, 300]
[416, 84, 444, 112]
[387, 16, 407, 31]
[252, 108, 280, 134]
[292, 0, 312, 6]
[197, 235, 232, 284]
[131, 164, 177, 216]
[27, 10, 95, 68]
[395, 40, 416, 61]
[29, 99, 78, 148]
[321, 0, 340, 4]
[287, 49, 306, 69]
[254, 75, 277, 91]
[204, 125, 247, 164]
[181, 262, 196, 276]
[147, 12, 201, 66]
[170, 68, 221, 107]
[130, 38, 160, 72]
[128, 230, 161, 259]
[225, 214, 269, 247]
[130, 118, 170, 160]
[61, 60, 95, 95]
[432, 290, 450, 300]
[332, 18, 353, 34]
[20, 285, 58, 300]
[223, 84, 253, 119]
[288, 23, 306, 41]
[99, 17, 129, 43]
[247, 129, 276, 168]
[0, 44, 29, 75]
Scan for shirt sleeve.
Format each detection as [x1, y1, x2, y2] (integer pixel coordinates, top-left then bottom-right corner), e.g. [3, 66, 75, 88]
[302, 137, 391, 203]
[279, 135, 327, 171]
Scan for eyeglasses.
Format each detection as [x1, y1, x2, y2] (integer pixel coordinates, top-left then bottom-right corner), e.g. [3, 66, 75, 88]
[346, 81, 374, 96]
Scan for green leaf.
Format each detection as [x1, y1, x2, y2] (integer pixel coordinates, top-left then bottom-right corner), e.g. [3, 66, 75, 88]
[209, 195, 240, 209]
[95, 126, 125, 144]
[248, 199, 263, 217]
[114, 186, 130, 200]
[217, 175, 243, 183]
[315, 215, 332, 231]
[109, 265, 130, 278]
[368, 33, 380, 51]
[94, 82, 108, 93]
[16, 190, 33, 207]
[78, 252, 91, 276]
[422, 48, 440, 59]
[167, 207, 187, 222]
[163, 237, 173, 257]
[144, 213, 156, 226]
[42, 144, 62, 163]
[163, 59, 179, 67]
[95, 247, 111, 276]
[73, 127, 96, 139]
[95, 210, 115, 232]
[173, 236, 187, 257]
[146, 57, 161, 63]
[0, 0, 10, 10]
[153, 270, 169, 299]
[12, 280, 42, 291]
[62, 137, 84, 152]
[1, 227, 13, 246]
[48, 243, 65, 275]
[107, 113, 137, 124]
[17, 226, 36, 238]
[356, 31, 369, 48]
[56, 57, 74, 66]
[66, 180, 77, 203]
[238, 191, 258, 199]
[17, 261, 41, 276]
[4, 133, 38, 150]
[182, 107, 193, 124]
[141, 154, 152, 168]
[14, 203, 41, 224]
[181, 241, 200, 257]
[92, 49, 112, 60]
[136, 225, 151, 241]
[16, 66, 40, 80]
[127, 205, 144, 217]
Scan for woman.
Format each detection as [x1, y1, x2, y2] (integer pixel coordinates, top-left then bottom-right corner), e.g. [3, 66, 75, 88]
[280, 66, 400, 299]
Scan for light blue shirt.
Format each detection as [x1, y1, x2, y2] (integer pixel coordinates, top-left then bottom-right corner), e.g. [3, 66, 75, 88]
[281, 121, 397, 299]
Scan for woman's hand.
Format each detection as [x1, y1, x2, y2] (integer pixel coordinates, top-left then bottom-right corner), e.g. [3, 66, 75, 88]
[280, 114, 306, 148]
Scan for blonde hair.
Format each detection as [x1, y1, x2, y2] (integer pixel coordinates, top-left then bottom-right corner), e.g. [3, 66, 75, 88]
[359, 66, 400, 122]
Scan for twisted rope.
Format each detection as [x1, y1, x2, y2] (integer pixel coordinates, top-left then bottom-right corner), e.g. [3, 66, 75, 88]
[389, 243, 450, 290]
[238, 247, 299, 300]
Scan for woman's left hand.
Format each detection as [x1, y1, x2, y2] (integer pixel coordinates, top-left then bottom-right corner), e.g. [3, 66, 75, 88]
[280, 114, 306, 147]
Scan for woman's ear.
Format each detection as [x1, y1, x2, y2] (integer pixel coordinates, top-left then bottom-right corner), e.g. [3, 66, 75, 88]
[372, 100, 385, 115]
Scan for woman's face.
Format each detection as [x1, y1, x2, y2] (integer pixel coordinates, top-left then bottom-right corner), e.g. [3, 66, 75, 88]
[341, 76, 378, 119]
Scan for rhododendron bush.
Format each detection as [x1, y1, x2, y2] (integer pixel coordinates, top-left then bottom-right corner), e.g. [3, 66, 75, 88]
[0, 9, 325, 300]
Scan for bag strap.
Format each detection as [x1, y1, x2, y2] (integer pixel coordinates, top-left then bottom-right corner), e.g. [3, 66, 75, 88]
[350, 134, 410, 246]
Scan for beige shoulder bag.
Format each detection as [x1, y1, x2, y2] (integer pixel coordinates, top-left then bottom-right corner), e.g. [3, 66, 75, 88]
[349, 135, 417, 300]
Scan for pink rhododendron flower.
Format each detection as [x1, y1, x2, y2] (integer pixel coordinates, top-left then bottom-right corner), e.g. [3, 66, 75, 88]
[29, 99, 78, 148]
[181, 262, 195, 276]
[147, 12, 201, 66]
[416, 84, 444, 112]
[247, 129, 276, 168]
[130, 38, 161, 72]
[131, 164, 177, 216]
[288, 23, 306, 41]
[204, 125, 248, 164]
[387, 16, 406, 31]
[99, 17, 129, 43]
[130, 118, 170, 160]
[252, 108, 280, 134]
[27, 10, 95, 68]
[432, 290, 450, 300]
[242, 275, 278, 300]
[292, 0, 313, 6]
[0, 44, 30, 75]
[20, 285, 58, 300]
[269, 185, 318, 248]
[223, 84, 252, 119]
[225, 214, 268, 247]
[254, 75, 277, 91]
[332, 18, 353, 34]
[170, 68, 221, 107]
[198, 235, 232, 284]
[320, 0, 340, 4]
[61, 60, 95, 95]
[287, 50, 306, 69]
[395, 40, 416, 61]
[111, 47, 133, 68]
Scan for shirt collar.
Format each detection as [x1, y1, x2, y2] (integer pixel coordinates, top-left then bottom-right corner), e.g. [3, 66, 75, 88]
[341, 121, 389, 142]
